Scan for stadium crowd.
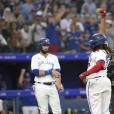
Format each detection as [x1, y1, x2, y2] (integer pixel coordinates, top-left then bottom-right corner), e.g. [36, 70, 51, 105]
[0, 0, 114, 53]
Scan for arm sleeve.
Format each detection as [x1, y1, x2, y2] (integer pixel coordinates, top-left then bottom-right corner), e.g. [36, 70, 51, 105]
[85, 60, 105, 76]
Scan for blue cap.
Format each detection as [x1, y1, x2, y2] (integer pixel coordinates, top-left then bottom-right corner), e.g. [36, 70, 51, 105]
[24, 72, 31, 78]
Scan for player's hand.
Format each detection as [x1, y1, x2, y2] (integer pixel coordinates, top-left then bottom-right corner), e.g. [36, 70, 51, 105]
[79, 72, 88, 81]
[82, 78, 87, 84]
[59, 84, 64, 92]
[79, 72, 88, 84]
[55, 82, 64, 92]
[52, 70, 61, 78]
[96, 8, 106, 18]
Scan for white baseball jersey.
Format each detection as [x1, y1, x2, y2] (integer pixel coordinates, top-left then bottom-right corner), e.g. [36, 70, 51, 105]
[86, 49, 111, 114]
[31, 53, 60, 82]
[86, 49, 110, 79]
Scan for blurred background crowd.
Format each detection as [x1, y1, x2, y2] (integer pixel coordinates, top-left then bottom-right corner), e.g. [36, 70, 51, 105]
[0, 0, 114, 53]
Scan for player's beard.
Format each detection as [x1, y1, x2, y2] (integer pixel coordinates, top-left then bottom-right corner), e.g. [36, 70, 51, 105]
[41, 49, 49, 54]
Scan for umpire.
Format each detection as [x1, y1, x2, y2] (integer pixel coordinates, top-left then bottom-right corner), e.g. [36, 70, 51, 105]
[107, 49, 114, 114]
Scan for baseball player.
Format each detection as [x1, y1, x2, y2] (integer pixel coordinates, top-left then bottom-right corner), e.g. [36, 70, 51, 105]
[31, 38, 64, 114]
[79, 8, 112, 114]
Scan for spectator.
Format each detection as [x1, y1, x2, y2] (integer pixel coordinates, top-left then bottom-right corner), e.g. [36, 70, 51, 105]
[0, 19, 10, 52]
[31, 10, 47, 43]
[79, 31, 90, 52]
[18, 68, 38, 114]
[66, 33, 81, 53]
[9, 21, 22, 52]
[82, 14, 91, 33]
[81, 0, 97, 16]
[60, 13, 70, 33]
[16, 13, 25, 30]
[0, 19, 10, 43]
[0, 33, 7, 46]
[0, 2, 4, 18]
[70, 15, 84, 32]
[30, 8, 37, 23]
[59, 13, 70, 51]
[0, 73, 7, 90]
[109, 2, 114, 18]
[90, 15, 99, 34]
[66, 17, 82, 52]
[20, 23, 33, 52]
[20, 0, 33, 22]
[0, 32, 8, 53]
[2, 7, 15, 23]
[14, 3, 21, 18]
[46, 5, 66, 52]
[105, 19, 114, 49]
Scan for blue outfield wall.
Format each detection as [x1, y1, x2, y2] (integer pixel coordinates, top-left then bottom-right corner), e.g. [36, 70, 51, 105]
[0, 89, 86, 97]
[0, 52, 90, 61]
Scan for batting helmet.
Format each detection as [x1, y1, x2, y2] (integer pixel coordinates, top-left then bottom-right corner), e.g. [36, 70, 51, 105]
[37, 38, 50, 49]
[86, 33, 108, 48]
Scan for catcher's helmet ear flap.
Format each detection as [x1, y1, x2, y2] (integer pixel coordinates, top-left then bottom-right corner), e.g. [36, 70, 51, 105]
[36, 38, 50, 50]
[86, 33, 108, 48]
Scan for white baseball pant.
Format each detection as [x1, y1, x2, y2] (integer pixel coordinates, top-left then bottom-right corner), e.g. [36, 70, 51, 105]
[34, 83, 62, 114]
[86, 77, 111, 114]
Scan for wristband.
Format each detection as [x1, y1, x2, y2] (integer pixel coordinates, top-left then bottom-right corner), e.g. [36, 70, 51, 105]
[32, 69, 39, 76]
[45, 69, 52, 75]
